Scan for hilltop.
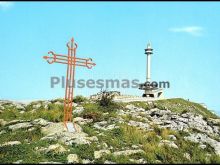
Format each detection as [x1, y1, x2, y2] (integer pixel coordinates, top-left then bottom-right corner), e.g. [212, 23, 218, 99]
[0, 96, 220, 164]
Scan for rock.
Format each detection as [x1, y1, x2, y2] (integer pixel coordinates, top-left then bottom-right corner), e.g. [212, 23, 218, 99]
[93, 121, 107, 129]
[184, 133, 220, 156]
[44, 104, 48, 109]
[183, 153, 191, 160]
[74, 117, 93, 125]
[104, 160, 116, 164]
[155, 160, 162, 163]
[13, 160, 23, 164]
[67, 154, 79, 163]
[199, 144, 207, 149]
[19, 111, 25, 114]
[93, 121, 118, 131]
[54, 101, 62, 105]
[28, 127, 35, 132]
[113, 149, 145, 156]
[0, 141, 21, 147]
[0, 105, 5, 110]
[33, 104, 41, 109]
[32, 118, 50, 126]
[73, 106, 84, 114]
[82, 159, 94, 164]
[158, 140, 178, 149]
[125, 104, 135, 110]
[6, 120, 26, 126]
[0, 130, 6, 135]
[128, 120, 149, 129]
[73, 103, 78, 107]
[46, 144, 66, 153]
[39, 162, 62, 164]
[8, 122, 33, 131]
[0, 119, 7, 126]
[168, 135, 177, 141]
[102, 142, 108, 149]
[129, 158, 147, 164]
[208, 118, 220, 126]
[86, 136, 99, 142]
[14, 103, 25, 111]
[41, 122, 95, 146]
[149, 108, 171, 117]
[131, 145, 139, 149]
[94, 150, 111, 159]
[35, 146, 47, 153]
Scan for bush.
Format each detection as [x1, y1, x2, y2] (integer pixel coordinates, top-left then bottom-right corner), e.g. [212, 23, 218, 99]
[98, 90, 114, 107]
[82, 111, 103, 122]
[73, 95, 87, 103]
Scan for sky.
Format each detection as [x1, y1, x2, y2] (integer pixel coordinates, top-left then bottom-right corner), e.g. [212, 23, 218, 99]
[0, 2, 220, 114]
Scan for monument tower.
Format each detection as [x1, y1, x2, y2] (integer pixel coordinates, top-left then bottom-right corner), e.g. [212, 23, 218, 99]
[139, 42, 163, 98]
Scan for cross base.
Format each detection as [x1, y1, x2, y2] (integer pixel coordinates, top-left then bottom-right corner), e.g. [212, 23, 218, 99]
[66, 122, 76, 133]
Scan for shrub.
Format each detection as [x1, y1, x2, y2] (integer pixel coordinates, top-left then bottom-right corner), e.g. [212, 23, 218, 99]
[98, 90, 114, 107]
[73, 95, 87, 103]
[82, 111, 103, 122]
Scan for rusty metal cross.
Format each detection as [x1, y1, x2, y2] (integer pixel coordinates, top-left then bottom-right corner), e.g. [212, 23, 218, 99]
[43, 37, 96, 132]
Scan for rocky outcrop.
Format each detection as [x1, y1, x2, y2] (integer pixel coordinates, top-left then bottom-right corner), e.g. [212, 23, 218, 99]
[94, 150, 111, 159]
[0, 141, 21, 147]
[41, 122, 98, 145]
[184, 133, 220, 156]
[67, 154, 79, 163]
[113, 149, 145, 156]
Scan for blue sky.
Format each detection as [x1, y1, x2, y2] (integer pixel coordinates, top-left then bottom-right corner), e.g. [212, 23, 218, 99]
[0, 2, 220, 114]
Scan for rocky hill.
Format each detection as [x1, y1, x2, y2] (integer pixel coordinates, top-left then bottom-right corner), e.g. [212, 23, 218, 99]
[0, 97, 220, 164]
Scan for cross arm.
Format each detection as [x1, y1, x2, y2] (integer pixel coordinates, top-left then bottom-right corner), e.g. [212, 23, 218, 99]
[43, 51, 96, 69]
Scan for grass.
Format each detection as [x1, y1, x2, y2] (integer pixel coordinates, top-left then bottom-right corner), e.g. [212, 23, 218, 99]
[128, 98, 219, 119]
[1, 97, 220, 163]
[0, 104, 64, 123]
[153, 98, 219, 119]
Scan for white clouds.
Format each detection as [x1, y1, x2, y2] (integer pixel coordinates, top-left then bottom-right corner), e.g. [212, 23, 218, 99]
[0, 2, 14, 10]
[169, 26, 204, 36]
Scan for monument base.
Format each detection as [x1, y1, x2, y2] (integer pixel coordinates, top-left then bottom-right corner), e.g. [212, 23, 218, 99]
[142, 88, 163, 98]
[139, 83, 163, 98]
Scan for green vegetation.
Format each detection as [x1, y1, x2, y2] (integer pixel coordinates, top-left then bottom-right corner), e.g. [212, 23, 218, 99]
[132, 98, 218, 119]
[97, 91, 114, 107]
[73, 95, 87, 104]
[0, 103, 64, 122]
[0, 97, 220, 163]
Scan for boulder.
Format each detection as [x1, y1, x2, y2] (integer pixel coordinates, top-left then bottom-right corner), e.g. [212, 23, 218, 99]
[184, 133, 220, 156]
[8, 122, 33, 131]
[129, 158, 147, 164]
[0, 141, 21, 147]
[104, 160, 116, 164]
[46, 144, 66, 154]
[94, 150, 111, 159]
[113, 149, 145, 156]
[168, 135, 177, 141]
[67, 154, 79, 163]
[0, 119, 7, 126]
[128, 120, 149, 129]
[158, 140, 178, 149]
[13, 160, 23, 164]
[73, 106, 84, 114]
[183, 153, 191, 160]
[82, 159, 94, 164]
[32, 118, 50, 126]
[74, 117, 93, 125]
[41, 122, 96, 146]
